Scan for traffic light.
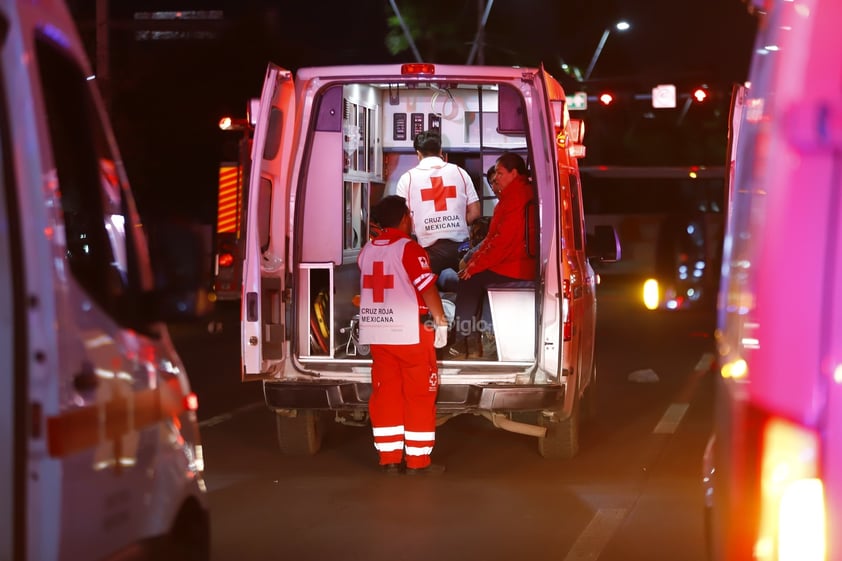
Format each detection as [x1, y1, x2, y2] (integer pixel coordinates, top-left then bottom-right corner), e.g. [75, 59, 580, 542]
[598, 92, 615, 106]
[692, 87, 709, 103]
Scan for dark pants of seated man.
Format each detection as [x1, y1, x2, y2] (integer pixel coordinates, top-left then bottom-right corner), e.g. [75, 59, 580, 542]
[451, 269, 520, 342]
[424, 238, 465, 275]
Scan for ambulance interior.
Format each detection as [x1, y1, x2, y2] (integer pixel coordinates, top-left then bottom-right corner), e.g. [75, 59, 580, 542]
[289, 80, 539, 365]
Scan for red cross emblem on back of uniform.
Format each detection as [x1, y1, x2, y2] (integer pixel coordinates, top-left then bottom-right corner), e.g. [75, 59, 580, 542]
[420, 176, 457, 211]
[362, 261, 394, 302]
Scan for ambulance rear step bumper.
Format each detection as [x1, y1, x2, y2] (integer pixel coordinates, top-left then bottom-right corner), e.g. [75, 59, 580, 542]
[263, 381, 564, 413]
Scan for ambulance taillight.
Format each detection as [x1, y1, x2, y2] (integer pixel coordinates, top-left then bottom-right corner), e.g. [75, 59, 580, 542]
[562, 279, 572, 341]
[184, 392, 199, 412]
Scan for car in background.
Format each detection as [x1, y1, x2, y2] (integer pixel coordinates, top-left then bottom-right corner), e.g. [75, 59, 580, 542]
[582, 165, 725, 312]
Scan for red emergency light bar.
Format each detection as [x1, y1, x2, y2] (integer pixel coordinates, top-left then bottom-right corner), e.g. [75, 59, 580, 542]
[401, 63, 435, 75]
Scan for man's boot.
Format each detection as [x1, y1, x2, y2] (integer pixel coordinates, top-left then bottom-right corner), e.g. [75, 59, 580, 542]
[467, 333, 483, 359]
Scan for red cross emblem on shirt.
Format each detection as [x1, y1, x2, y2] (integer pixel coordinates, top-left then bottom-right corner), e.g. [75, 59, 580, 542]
[363, 261, 394, 303]
[420, 176, 457, 211]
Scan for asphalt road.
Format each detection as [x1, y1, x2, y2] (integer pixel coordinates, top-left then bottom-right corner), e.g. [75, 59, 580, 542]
[169, 278, 718, 561]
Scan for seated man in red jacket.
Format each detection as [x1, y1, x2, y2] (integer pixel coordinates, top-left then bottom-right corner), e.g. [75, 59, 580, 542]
[446, 152, 536, 359]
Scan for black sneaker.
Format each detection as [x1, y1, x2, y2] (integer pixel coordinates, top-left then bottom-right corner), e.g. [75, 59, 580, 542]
[446, 338, 467, 359]
[405, 463, 446, 476]
[380, 463, 403, 475]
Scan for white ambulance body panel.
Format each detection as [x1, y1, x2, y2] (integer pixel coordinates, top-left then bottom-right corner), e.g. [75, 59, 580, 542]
[241, 62, 619, 459]
[0, 0, 209, 559]
[706, 0, 842, 559]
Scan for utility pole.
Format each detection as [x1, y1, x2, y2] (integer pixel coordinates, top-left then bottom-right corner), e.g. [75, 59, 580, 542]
[476, 0, 484, 65]
[387, 0, 423, 62]
[466, 0, 494, 65]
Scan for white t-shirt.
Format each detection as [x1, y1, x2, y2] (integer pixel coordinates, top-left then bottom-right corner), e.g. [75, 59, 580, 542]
[395, 156, 478, 248]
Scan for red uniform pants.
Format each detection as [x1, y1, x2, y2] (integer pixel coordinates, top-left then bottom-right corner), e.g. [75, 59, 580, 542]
[369, 326, 439, 469]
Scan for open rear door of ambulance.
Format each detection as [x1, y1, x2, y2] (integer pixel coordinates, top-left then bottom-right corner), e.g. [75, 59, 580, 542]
[241, 64, 295, 380]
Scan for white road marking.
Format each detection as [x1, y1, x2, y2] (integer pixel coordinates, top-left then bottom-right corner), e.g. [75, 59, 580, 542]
[563, 508, 627, 561]
[199, 401, 264, 428]
[694, 352, 715, 373]
[653, 403, 690, 434]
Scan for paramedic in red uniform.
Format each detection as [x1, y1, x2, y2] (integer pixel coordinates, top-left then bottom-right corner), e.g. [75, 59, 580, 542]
[446, 152, 537, 359]
[396, 129, 481, 274]
[358, 195, 449, 475]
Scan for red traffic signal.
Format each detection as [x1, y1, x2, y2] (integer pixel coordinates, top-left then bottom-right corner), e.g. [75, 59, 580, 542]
[692, 88, 708, 103]
[598, 92, 615, 106]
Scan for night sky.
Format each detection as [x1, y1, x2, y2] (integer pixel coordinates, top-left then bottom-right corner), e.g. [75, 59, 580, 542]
[67, 0, 758, 223]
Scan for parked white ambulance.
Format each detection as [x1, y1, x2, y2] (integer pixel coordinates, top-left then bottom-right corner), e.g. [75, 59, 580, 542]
[240, 62, 620, 459]
[0, 0, 210, 559]
[704, 0, 842, 559]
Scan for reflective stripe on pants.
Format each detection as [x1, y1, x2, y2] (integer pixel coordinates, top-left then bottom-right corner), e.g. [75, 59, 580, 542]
[369, 325, 438, 468]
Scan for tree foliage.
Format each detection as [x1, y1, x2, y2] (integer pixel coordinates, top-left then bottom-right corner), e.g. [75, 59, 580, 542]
[384, 0, 480, 63]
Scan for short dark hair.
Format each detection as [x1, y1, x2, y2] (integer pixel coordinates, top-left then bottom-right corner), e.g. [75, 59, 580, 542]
[470, 216, 491, 246]
[371, 195, 408, 228]
[413, 129, 442, 156]
[486, 164, 496, 183]
[496, 152, 527, 176]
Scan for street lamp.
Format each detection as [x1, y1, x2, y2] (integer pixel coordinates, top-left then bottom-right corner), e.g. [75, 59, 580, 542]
[583, 20, 631, 81]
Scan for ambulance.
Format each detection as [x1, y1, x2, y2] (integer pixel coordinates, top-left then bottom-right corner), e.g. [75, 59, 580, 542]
[704, 0, 842, 559]
[240, 62, 620, 459]
[1, 0, 210, 558]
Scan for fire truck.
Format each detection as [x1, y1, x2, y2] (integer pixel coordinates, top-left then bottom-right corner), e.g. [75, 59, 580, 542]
[213, 103, 257, 300]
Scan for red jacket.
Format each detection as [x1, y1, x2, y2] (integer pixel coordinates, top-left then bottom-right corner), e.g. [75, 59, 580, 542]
[464, 174, 536, 280]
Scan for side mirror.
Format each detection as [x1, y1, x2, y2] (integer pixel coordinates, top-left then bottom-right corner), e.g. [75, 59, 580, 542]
[587, 224, 621, 263]
[143, 219, 215, 323]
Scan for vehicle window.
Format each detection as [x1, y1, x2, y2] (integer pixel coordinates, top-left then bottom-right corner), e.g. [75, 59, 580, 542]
[35, 36, 135, 325]
[583, 175, 724, 216]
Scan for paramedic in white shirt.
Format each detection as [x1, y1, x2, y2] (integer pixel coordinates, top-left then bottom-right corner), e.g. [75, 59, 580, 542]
[395, 129, 480, 274]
